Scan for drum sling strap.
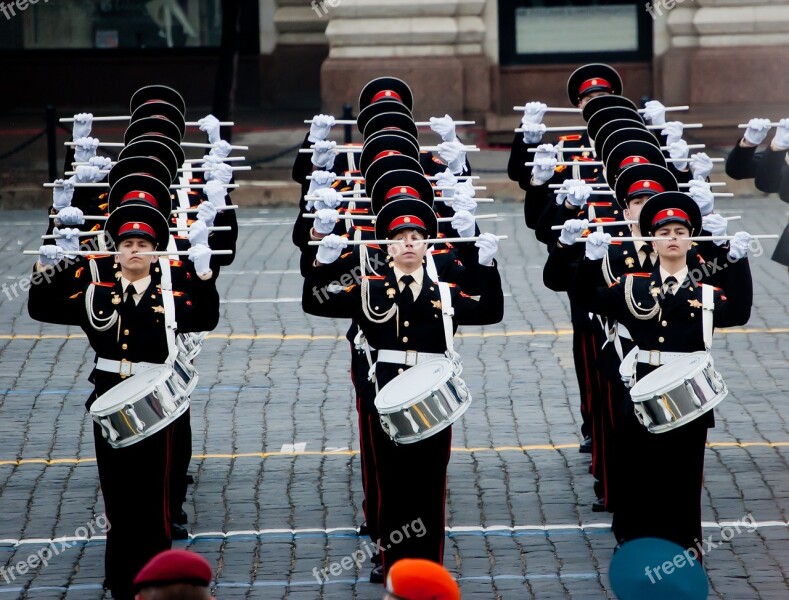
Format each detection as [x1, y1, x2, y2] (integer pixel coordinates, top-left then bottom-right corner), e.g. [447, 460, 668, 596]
[158, 256, 179, 366]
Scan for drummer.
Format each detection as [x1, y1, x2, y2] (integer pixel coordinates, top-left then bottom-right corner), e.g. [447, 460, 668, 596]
[571, 191, 753, 551]
[27, 203, 220, 600]
[302, 197, 503, 579]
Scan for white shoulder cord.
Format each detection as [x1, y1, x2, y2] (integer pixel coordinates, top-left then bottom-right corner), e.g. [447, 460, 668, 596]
[84, 285, 118, 331]
[89, 257, 101, 282]
[702, 284, 714, 351]
[174, 186, 190, 239]
[158, 256, 178, 365]
[625, 275, 661, 320]
[437, 282, 462, 374]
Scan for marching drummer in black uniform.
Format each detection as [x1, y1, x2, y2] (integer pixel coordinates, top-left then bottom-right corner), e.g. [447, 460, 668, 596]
[302, 195, 503, 580]
[27, 202, 220, 600]
[572, 192, 753, 551]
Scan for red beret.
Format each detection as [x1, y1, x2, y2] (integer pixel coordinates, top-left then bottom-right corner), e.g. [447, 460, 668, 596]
[133, 549, 213, 591]
[386, 559, 460, 600]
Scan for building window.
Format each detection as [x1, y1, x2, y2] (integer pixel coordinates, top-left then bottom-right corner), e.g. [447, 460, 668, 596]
[0, 0, 223, 50]
[499, 0, 652, 65]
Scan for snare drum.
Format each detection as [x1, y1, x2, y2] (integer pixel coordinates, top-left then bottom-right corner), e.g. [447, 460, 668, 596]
[176, 332, 206, 362]
[90, 365, 189, 449]
[630, 352, 727, 434]
[172, 353, 198, 397]
[375, 358, 471, 444]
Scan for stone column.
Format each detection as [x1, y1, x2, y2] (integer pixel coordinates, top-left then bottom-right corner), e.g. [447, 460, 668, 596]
[320, 0, 490, 120]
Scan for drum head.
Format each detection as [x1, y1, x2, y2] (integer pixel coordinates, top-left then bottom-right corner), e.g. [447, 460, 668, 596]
[375, 358, 453, 412]
[90, 365, 172, 415]
[630, 352, 710, 400]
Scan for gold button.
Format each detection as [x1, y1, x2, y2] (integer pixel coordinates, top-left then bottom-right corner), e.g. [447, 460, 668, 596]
[402, 337, 408, 343]
[661, 321, 667, 327]
[123, 329, 130, 336]
[690, 312, 695, 317]
[151, 294, 156, 299]
[121, 343, 128, 350]
[614, 210, 619, 215]
[398, 368, 404, 374]
[98, 310, 103, 315]
[430, 287, 435, 291]
[658, 337, 665, 343]
[403, 321, 410, 327]
[618, 231, 623, 236]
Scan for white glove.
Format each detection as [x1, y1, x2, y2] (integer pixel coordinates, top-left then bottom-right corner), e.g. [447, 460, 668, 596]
[52, 179, 74, 210]
[188, 219, 210, 247]
[188, 243, 212, 276]
[316, 234, 347, 265]
[690, 152, 713, 181]
[454, 178, 476, 198]
[209, 140, 233, 159]
[72, 113, 93, 140]
[521, 123, 546, 145]
[307, 170, 336, 196]
[201, 154, 224, 168]
[435, 169, 458, 206]
[450, 192, 477, 215]
[727, 231, 753, 261]
[661, 121, 684, 145]
[475, 232, 499, 267]
[557, 180, 592, 207]
[308, 114, 335, 143]
[53, 227, 81, 257]
[520, 102, 547, 125]
[642, 100, 666, 127]
[702, 213, 728, 246]
[197, 114, 221, 144]
[38, 244, 64, 267]
[451, 209, 476, 238]
[584, 231, 612, 260]
[205, 162, 233, 185]
[743, 118, 771, 146]
[314, 208, 339, 235]
[56, 206, 84, 226]
[559, 219, 589, 246]
[75, 165, 104, 183]
[196, 202, 217, 228]
[73, 137, 100, 163]
[437, 139, 467, 175]
[772, 117, 789, 150]
[687, 180, 714, 215]
[313, 187, 344, 211]
[204, 179, 228, 208]
[531, 144, 558, 185]
[311, 140, 337, 170]
[89, 155, 113, 170]
[429, 114, 457, 143]
[668, 140, 690, 171]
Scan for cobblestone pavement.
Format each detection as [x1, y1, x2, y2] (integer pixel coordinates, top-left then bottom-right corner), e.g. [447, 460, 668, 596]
[0, 195, 788, 599]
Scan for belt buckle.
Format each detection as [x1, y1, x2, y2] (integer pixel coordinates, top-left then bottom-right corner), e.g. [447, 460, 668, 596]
[119, 359, 133, 378]
[648, 350, 661, 367]
[404, 350, 418, 367]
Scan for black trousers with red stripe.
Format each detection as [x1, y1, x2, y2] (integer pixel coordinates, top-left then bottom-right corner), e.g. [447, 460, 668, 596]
[169, 408, 192, 522]
[93, 417, 173, 600]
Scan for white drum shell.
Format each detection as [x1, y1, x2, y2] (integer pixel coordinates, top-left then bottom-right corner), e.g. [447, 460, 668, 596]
[630, 352, 727, 434]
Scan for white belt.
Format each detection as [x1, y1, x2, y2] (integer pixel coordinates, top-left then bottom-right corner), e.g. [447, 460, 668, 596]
[96, 357, 161, 377]
[376, 349, 444, 367]
[636, 350, 689, 367]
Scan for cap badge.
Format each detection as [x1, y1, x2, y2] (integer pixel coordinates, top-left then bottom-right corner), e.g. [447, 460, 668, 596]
[667, 209, 674, 216]
[403, 216, 411, 223]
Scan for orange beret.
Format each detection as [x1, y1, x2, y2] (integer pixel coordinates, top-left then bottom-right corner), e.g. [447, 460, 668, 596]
[133, 549, 212, 591]
[386, 559, 460, 600]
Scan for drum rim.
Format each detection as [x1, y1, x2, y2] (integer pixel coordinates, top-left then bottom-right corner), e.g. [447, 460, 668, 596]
[644, 387, 728, 434]
[630, 351, 713, 401]
[101, 400, 190, 448]
[374, 358, 454, 413]
[381, 395, 472, 444]
[89, 365, 174, 416]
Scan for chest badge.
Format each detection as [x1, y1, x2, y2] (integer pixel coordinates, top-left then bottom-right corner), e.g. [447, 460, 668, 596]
[431, 300, 442, 310]
[649, 287, 660, 298]
[624, 257, 635, 269]
[152, 305, 165, 313]
[386, 288, 396, 299]
[111, 294, 121, 305]
[688, 299, 702, 309]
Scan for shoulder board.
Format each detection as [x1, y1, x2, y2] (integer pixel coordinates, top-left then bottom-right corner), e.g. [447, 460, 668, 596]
[169, 260, 183, 267]
[90, 224, 101, 232]
[344, 284, 357, 292]
[340, 252, 353, 259]
[696, 252, 705, 264]
[331, 181, 342, 189]
[629, 272, 652, 277]
[446, 282, 457, 288]
[187, 190, 200, 196]
[346, 208, 369, 215]
[74, 266, 84, 279]
[459, 291, 477, 299]
[156, 289, 185, 296]
[587, 202, 612, 207]
[570, 155, 596, 162]
[354, 225, 375, 232]
[559, 134, 582, 141]
[363, 275, 385, 280]
[582, 177, 598, 183]
[555, 165, 568, 173]
[431, 156, 445, 165]
[608, 280, 620, 288]
[85, 253, 110, 260]
[91, 281, 115, 288]
[340, 186, 353, 193]
[98, 194, 108, 201]
[698, 283, 722, 291]
[68, 291, 84, 299]
[591, 217, 616, 223]
[432, 249, 450, 255]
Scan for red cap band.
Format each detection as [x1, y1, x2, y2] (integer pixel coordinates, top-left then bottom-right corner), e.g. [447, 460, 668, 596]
[627, 180, 665, 196]
[121, 190, 159, 209]
[118, 221, 156, 238]
[372, 90, 403, 103]
[619, 155, 649, 169]
[579, 77, 613, 95]
[652, 208, 691, 227]
[374, 150, 402, 162]
[388, 215, 426, 233]
[384, 186, 420, 201]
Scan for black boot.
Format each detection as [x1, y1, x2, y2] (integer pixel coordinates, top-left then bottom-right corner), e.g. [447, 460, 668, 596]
[369, 563, 384, 584]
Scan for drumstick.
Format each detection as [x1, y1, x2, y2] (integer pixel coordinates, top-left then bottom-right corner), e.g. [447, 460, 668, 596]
[41, 226, 232, 239]
[307, 186, 486, 195]
[298, 145, 480, 154]
[302, 195, 495, 203]
[60, 116, 234, 126]
[516, 124, 703, 133]
[302, 213, 499, 223]
[527, 144, 705, 153]
[303, 119, 476, 126]
[47, 206, 239, 220]
[305, 174, 480, 182]
[23, 250, 234, 256]
[513, 105, 690, 114]
[682, 234, 778, 241]
[522, 157, 722, 167]
[63, 166, 251, 175]
[737, 123, 784, 128]
[43, 182, 240, 189]
[72, 157, 247, 167]
[548, 182, 727, 188]
[551, 216, 740, 231]
[307, 235, 508, 246]
[574, 236, 671, 242]
[552, 190, 735, 198]
[65, 141, 249, 150]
